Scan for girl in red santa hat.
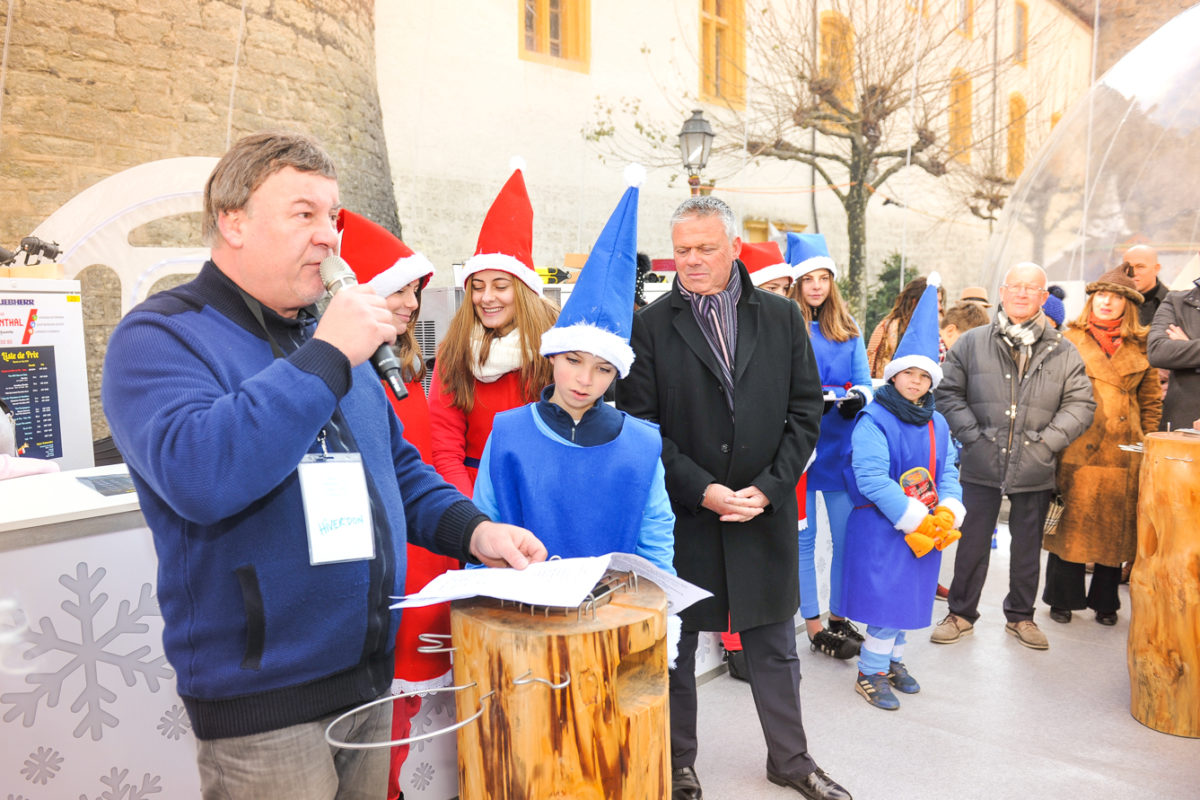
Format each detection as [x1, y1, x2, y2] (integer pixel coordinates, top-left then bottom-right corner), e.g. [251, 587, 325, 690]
[337, 208, 457, 800]
[428, 161, 559, 497]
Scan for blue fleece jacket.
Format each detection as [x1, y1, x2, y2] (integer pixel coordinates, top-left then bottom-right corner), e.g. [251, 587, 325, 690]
[101, 262, 483, 739]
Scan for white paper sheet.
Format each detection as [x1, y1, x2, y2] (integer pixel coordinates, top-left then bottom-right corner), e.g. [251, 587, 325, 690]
[391, 552, 712, 615]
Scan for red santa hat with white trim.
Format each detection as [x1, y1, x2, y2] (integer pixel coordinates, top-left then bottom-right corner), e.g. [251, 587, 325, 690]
[740, 240, 792, 288]
[459, 157, 544, 296]
[336, 209, 434, 296]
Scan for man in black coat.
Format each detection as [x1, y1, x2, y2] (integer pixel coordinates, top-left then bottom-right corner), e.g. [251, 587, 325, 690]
[1124, 244, 1170, 326]
[618, 196, 850, 800]
[1148, 280, 1200, 431]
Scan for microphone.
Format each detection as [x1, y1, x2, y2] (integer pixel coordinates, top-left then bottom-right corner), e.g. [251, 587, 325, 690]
[319, 254, 409, 401]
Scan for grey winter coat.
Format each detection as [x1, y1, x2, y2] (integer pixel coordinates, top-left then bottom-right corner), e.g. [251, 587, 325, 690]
[1147, 285, 1200, 432]
[935, 317, 1096, 492]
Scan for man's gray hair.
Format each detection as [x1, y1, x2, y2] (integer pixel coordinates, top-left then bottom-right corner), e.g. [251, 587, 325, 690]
[1004, 261, 1048, 286]
[203, 131, 337, 246]
[670, 196, 738, 242]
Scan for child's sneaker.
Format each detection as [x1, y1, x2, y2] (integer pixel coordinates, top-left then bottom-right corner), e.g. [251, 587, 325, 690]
[855, 672, 900, 710]
[810, 629, 859, 660]
[827, 618, 865, 644]
[887, 660, 921, 694]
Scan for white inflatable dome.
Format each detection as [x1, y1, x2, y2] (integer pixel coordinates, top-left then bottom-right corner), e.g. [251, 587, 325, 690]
[984, 4, 1200, 317]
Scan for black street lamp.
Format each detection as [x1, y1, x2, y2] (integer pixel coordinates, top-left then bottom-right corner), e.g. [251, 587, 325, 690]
[678, 109, 715, 196]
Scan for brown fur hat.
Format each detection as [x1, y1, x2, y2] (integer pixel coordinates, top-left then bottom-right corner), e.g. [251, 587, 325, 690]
[1086, 263, 1144, 305]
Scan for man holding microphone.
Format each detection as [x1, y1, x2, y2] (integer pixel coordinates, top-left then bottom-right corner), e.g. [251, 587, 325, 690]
[102, 131, 545, 798]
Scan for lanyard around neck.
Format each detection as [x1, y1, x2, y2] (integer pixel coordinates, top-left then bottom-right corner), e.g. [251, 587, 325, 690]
[233, 284, 288, 360]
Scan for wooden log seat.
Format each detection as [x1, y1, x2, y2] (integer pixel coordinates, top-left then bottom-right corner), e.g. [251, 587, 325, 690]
[452, 576, 670, 799]
[1128, 432, 1200, 738]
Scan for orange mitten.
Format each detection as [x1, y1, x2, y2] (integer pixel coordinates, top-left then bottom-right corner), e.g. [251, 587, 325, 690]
[904, 515, 939, 558]
[930, 505, 961, 550]
[934, 528, 961, 550]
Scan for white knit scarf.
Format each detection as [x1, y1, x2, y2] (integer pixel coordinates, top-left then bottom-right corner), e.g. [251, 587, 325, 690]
[470, 327, 524, 383]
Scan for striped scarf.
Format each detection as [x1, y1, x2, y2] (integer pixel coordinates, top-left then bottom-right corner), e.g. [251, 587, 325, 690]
[679, 265, 742, 415]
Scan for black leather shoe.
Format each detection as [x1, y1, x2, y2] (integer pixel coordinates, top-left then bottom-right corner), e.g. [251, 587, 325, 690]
[1049, 607, 1072, 624]
[1095, 611, 1118, 626]
[767, 767, 852, 800]
[672, 766, 703, 800]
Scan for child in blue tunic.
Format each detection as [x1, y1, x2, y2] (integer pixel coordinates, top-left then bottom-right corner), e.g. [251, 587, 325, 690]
[786, 232, 874, 660]
[842, 273, 966, 710]
[472, 167, 676, 577]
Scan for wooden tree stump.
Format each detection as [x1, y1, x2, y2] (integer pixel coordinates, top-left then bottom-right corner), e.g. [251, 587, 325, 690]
[452, 578, 669, 799]
[1128, 432, 1200, 738]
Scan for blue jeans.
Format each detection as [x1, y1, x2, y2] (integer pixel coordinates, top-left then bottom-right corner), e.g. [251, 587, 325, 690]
[857, 627, 907, 675]
[798, 489, 852, 618]
[196, 699, 392, 800]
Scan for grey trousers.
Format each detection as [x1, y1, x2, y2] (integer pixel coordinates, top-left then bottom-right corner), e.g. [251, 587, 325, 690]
[671, 618, 817, 781]
[196, 699, 392, 800]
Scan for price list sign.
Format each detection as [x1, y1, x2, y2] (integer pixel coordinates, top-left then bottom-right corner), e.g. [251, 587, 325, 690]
[0, 345, 62, 460]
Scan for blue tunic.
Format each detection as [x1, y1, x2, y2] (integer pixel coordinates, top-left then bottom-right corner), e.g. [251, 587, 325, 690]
[474, 403, 675, 573]
[841, 402, 954, 630]
[807, 321, 872, 491]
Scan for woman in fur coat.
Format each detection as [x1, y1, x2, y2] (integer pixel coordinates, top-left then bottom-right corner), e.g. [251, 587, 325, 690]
[1042, 264, 1162, 626]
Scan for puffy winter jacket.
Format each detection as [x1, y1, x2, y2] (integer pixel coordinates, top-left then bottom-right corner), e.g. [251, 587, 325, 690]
[935, 317, 1095, 492]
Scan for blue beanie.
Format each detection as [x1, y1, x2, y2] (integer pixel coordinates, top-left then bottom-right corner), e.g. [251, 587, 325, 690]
[1042, 291, 1065, 328]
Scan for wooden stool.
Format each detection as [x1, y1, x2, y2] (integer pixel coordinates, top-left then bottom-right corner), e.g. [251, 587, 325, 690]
[1128, 432, 1200, 737]
[451, 574, 669, 799]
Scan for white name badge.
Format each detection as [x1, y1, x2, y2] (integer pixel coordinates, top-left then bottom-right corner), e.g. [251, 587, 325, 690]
[298, 453, 376, 565]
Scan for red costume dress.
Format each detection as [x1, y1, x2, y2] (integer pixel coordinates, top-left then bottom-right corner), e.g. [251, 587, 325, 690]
[387, 378, 460, 800]
[427, 366, 526, 495]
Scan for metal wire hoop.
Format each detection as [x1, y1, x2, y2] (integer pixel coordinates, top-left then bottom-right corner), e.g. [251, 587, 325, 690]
[323, 683, 492, 750]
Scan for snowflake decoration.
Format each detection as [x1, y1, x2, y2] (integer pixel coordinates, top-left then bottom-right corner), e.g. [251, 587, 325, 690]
[407, 692, 454, 752]
[698, 633, 723, 667]
[1, 562, 174, 741]
[79, 767, 161, 800]
[410, 760, 436, 791]
[156, 704, 190, 741]
[20, 745, 63, 784]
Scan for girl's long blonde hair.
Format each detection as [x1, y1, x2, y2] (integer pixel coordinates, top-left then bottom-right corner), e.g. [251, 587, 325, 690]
[436, 281, 558, 412]
[789, 272, 860, 342]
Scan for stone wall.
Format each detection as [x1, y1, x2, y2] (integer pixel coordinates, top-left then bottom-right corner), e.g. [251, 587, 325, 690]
[0, 0, 396, 444]
[1057, 0, 1195, 74]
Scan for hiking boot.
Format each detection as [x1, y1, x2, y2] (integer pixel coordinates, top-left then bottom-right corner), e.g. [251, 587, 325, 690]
[855, 672, 900, 710]
[827, 618, 865, 644]
[930, 613, 973, 644]
[809, 629, 859, 660]
[887, 660, 920, 694]
[935, 583, 949, 601]
[1005, 619, 1049, 650]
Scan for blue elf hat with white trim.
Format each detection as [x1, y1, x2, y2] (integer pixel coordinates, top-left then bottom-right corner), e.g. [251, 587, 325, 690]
[539, 164, 642, 378]
[883, 271, 944, 389]
[786, 232, 837, 280]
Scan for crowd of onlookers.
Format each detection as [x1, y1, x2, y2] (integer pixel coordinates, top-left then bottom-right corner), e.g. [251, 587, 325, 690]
[90, 129, 1200, 800]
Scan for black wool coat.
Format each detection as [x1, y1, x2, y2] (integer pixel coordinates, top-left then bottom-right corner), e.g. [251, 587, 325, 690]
[617, 262, 823, 632]
[1148, 285, 1200, 431]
